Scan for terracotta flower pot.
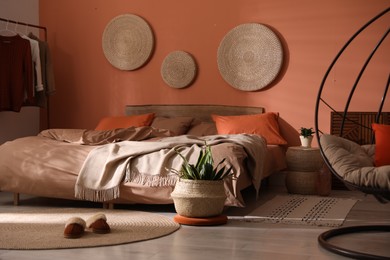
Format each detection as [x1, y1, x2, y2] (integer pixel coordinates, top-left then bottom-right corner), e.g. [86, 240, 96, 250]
[171, 179, 227, 218]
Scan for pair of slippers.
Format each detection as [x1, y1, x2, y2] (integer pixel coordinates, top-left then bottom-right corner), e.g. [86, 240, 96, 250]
[64, 213, 111, 239]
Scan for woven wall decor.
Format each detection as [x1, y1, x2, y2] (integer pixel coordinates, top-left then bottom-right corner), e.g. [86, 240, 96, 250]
[161, 51, 197, 88]
[102, 14, 154, 70]
[217, 23, 283, 91]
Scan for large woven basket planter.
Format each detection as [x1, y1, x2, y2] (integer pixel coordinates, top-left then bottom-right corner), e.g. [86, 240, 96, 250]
[171, 179, 227, 218]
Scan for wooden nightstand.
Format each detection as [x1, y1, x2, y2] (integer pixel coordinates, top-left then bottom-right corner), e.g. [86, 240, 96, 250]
[285, 146, 326, 195]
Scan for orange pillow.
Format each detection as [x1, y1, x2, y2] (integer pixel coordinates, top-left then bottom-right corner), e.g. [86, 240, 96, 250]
[372, 123, 390, 166]
[211, 112, 287, 145]
[95, 113, 155, 130]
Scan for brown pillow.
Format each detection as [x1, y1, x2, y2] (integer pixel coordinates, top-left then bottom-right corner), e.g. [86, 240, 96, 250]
[151, 117, 194, 135]
[186, 121, 217, 136]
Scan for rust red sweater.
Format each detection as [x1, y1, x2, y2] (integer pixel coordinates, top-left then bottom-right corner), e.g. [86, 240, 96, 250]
[0, 34, 33, 112]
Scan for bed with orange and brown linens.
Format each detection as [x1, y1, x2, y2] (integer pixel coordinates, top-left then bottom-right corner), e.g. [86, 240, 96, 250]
[0, 104, 288, 207]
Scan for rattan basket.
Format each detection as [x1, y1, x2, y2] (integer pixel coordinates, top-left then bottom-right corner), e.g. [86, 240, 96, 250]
[171, 179, 226, 218]
[285, 171, 318, 195]
[286, 147, 323, 172]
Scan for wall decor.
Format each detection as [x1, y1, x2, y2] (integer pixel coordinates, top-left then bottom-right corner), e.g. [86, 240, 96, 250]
[217, 23, 283, 91]
[102, 14, 154, 70]
[161, 51, 197, 88]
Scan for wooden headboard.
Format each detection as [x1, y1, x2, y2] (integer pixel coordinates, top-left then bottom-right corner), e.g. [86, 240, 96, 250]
[125, 104, 265, 122]
[331, 111, 390, 145]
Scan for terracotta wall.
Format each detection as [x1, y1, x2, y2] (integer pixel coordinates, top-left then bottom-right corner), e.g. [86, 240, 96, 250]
[40, 0, 389, 144]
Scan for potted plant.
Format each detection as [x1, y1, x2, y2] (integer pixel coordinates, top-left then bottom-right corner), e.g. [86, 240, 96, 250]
[299, 127, 315, 148]
[170, 143, 234, 218]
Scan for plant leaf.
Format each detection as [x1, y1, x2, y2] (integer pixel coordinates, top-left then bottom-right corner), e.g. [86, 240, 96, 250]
[172, 142, 232, 180]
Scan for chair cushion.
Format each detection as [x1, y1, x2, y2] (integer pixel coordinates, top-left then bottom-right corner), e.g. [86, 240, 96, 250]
[320, 134, 390, 190]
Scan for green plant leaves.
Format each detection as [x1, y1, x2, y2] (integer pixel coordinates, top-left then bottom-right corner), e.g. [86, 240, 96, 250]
[173, 143, 233, 180]
[300, 127, 315, 137]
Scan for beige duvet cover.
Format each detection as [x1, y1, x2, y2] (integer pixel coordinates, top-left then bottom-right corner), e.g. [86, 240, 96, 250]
[0, 126, 277, 207]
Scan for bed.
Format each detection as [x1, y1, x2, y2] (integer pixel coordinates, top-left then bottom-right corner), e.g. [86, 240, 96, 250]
[0, 104, 288, 207]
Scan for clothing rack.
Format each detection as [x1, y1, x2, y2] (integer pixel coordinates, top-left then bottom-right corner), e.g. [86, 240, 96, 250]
[0, 17, 50, 129]
[0, 17, 47, 41]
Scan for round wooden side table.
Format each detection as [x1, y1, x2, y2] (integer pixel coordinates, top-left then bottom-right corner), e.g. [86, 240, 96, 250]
[285, 146, 325, 195]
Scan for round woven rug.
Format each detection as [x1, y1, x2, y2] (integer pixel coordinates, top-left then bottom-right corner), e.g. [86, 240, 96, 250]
[102, 14, 154, 70]
[217, 23, 283, 91]
[0, 207, 180, 250]
[161, 51, 197, 88]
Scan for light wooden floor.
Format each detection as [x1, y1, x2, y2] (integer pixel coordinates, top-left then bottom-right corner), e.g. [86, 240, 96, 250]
[0, 185, 389, 260]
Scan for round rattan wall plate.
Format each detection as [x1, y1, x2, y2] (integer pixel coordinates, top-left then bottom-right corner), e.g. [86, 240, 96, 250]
[217, 23, 283, 91]
[102, 14, 154, 70]
[161, 51, 197, 88]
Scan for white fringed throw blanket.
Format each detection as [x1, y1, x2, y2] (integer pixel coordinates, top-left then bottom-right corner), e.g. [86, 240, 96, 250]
[75, 134, 267, 202]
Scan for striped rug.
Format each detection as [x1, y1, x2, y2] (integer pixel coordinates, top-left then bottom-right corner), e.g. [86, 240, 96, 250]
[242, 195, 357, 227]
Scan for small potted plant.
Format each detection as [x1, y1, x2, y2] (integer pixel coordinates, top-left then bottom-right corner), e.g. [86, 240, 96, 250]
[170, 143, 234, 218]
[299, 127, 315, 148]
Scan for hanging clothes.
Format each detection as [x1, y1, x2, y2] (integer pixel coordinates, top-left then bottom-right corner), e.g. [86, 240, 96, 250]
[21, 34, 44, 93]
[28, 32, 56, 108]
[0, 34, 33, 112]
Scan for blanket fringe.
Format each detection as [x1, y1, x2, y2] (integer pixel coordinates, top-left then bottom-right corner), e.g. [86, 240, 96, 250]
[75, 184, 120, 202]
[126, 173, 178, 187]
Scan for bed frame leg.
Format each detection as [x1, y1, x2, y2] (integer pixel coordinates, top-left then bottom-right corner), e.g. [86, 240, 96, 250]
[13, 193, 19, 206]
[103, 203, 114, 209]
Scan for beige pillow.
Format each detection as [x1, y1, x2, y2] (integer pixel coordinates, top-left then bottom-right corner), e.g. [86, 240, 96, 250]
[151, 117, 194, 135]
